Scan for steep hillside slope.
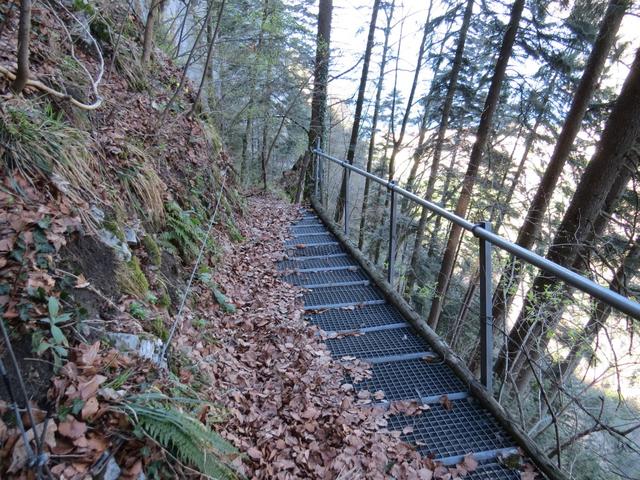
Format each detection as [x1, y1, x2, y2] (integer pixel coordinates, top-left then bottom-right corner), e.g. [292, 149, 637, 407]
[0, 1, 247, 477]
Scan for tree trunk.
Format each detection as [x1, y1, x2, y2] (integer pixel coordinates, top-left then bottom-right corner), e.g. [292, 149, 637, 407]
[142, 0, 160, 66]
[358, 1, 395, 249]
[332, 0, 380, 222]
[366, 17, 406, 256]
[522, 137, 640, 384]
[406, 0, 475, 294]
[11, 0, 32, 94]
[346, 0, 380, 167]
[295, 0, 333, 203]
[190, 0, 226, 115]
[240, 0, 269, 184]
[402, 15, 455, 203]
[173, 0, 195, 59]
[492, 0, 628, 328]
[425, 0, 525, 330]
[495, 47, 640, 388]
[367, 7, 433, 255]
[425, 131, 462, 259]
[158, 0, 217, 125]
[260, 116, 269, 190]
[240, 116, 250, 183]
[463, 77, 557, 371]
[385, 4, 432, 180]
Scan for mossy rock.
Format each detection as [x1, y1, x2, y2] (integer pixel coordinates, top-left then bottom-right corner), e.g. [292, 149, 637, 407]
[212, 286, 236, 314]
[103, 219, 126, 242]
[117, 256, 149, 298]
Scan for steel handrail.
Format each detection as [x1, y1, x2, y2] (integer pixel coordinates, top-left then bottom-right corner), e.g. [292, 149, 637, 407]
[313, 148, 640, 320]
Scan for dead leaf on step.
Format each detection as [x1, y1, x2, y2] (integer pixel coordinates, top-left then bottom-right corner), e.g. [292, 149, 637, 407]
[387, 400, 430, 416]
[458, 453, 478, 474]
[439, 395, 454, 411]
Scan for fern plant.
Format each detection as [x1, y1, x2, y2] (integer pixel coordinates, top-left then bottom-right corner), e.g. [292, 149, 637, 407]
[159, 201, 204, 262]
[123, 396, 240, 479]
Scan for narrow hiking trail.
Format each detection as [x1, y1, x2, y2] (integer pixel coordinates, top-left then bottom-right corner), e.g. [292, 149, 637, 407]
[175, 194, 440, 479]
[172, 195, 495, 479]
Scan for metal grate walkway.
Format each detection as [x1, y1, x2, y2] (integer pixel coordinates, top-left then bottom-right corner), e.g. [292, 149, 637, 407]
[279, 208, 523, 478]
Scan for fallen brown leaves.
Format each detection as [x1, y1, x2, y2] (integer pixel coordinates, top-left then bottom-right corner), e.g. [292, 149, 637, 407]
[0, 193, 500, 479]
[0, 337, 151, 479]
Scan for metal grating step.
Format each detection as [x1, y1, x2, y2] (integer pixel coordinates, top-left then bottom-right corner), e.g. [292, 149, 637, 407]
[353, 359, 467, 401]
[278, 256, 357, 271]
[278, 215, 529, 478]
[291, 231, 334, 238]
[465, 463, 521, 479]
[283, 268, 368, 288]
[293, 218, 322, 226]
[286, 232, 336, 246]
[304, 284, 384, 309]
[325, 326, 430, 359]
[293, 232, 336, 239]
[386, 399, 514, 461]
[287, 243, 344, 257]
[306, 302, 407, 331]
[291, 225, 328, 235]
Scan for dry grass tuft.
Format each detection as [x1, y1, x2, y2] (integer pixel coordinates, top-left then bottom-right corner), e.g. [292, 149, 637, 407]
[117, 143, 167, 227]
[0, 98, 102, 205]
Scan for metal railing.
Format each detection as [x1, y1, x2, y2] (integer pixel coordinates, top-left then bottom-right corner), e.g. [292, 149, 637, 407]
[312, 144, 640, 392]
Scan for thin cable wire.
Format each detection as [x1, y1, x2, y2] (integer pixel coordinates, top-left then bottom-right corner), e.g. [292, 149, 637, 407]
[0, 319, 42, 458]
[159, 169, 228, 360]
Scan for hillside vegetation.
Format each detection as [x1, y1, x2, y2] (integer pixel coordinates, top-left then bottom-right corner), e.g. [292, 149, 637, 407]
[0, 2, 485, 479]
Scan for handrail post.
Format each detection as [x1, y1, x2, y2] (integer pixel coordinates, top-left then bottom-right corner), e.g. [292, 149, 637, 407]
[387, 181, 397, 285]
[344, 168, 350, 236]
[313, 140, 320, 201]
[477, 221, 493, 392]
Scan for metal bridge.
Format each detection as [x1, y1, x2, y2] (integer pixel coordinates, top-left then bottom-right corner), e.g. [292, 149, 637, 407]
[280, 209, 523, 479]
[278, 144, 640, 480]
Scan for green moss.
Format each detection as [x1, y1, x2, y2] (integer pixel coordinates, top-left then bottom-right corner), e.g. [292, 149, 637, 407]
[202, 123, 222, 156]
[104, 219, 126, 242]
[72, 0, 96, 15]
[225, 218, 244, 243]
[158, 293, 171, 309]
[129, 301, 148, 320]
[142, 234, 162, 267]
[117, 256, 149, 298]
[152, 317, 168, 342]
[90, 18, 112, 44]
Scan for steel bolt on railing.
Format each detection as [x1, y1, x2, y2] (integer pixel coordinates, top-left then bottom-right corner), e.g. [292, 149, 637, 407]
[311, 144, 640, 392]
